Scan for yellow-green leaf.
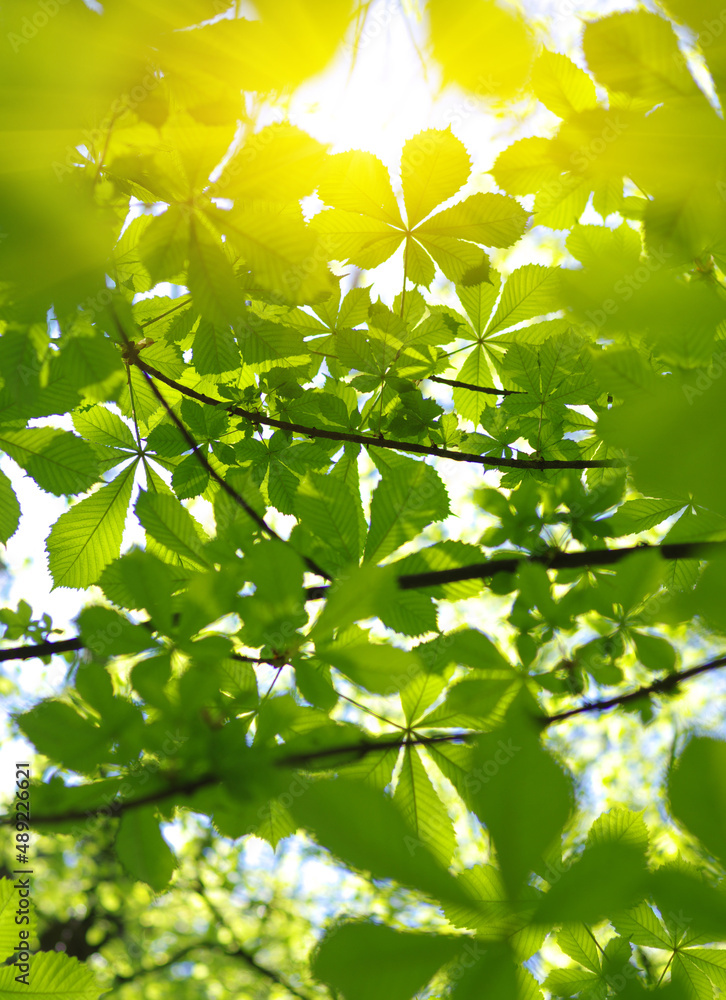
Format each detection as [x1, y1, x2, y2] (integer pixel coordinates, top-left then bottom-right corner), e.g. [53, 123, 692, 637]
[394, 746, 456, 865]
[401, 129, 470, 228]
[318, 149, 404, 226]
[312, 208, 404, 269]
[217, 124, 328, 203]
[531, 50, 598, 119]
[0, 950, 100, 999]
[415, 192, 528, 248]
[429, 0, 536, 100]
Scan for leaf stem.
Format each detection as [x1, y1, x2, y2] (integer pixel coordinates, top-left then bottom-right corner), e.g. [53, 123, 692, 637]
[400, 236, 409, 318]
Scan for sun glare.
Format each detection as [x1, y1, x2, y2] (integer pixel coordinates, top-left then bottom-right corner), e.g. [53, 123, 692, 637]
[286, 1, 578, 291]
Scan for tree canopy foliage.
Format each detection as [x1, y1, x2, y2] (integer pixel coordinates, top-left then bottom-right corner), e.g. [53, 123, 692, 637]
[2, 0, 726, 997]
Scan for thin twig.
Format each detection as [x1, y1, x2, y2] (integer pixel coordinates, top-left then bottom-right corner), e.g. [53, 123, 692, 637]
[13, 651, 726, 827]
[2, 540, 724, 663]
[427, 374, 521, 396]
[542, 653, 726, 725]
[122, 341, 331, 582]
[305, 538, 726, 599]
[133, 357, 622, 471]
[195, 885, 314, 1000]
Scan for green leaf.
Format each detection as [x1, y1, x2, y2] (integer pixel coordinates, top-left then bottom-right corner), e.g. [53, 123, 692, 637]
[172, 454, 210, 500]
[446, 678, 516, 720]
[394, 746, 456, 866]
[401, 129, 470, 228]
[453, 345, 497, 423]
[56, 332, 123, 392]
[0, 469, 20, 544]
[0, 879, 29, 964]
[669, 737, 726, 869]
[320, 639, 422, 696]
[543, 965, 601, 999]
[416, 192, 528, 248]
[449, 942, 522, 1000]
[295, 471, 361, 566]
[414, 234, 488, 285]
[633, 631, 677, 672]
[429, 0, 536, 99]
[456, 273, 501, 335]
[485, 265, 561, 335]
[0, 950, 100, 999]
[237, 540, 308, 649]
[556, 923, 601, 973]
[217, 124, 328, 203]
[686, 949, 726, 991]
[290, 778, 471, 905]
[650, 866, 726, 942]
[583, 10, 696, 105]
[531, 50, 598, 119]
[318, 149, 404, 226]
[312, 923, 462, 1000]
[536, 841, 647, 924]
[192, 318, 239, 375]
[135, 490, 210, 571]
[136, 204, 190, 285]
[77, 605, 156, 659]
[443, 865, 543, 958]
[587, 806, 649, 850]
[187, 219, 244, 327]
[0, 428, 99, 496]
[99, 548, 176, 634]
[400, 670, 446, 726]
[470, 699, 574, 893]
[18, 701, 109, 774]
[115, 807, 176, 892]
[603, 497, 687, 536]
[611, 903, 673, 950]
[672, 952, 715, 1000]
[46, 463, 136, 589]
[492, 137, 560, 197]
[365, 453, 450, 563]
[72, 406, 137, 451]
[311, 208, 404, 270]
[310, 563, 397, 645]
[223, 202, 334, 303]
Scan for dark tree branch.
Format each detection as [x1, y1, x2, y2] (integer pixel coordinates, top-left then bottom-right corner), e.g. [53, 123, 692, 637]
[225, 945, 313, 1000]
[0, 637, 83, 662]
[139, 295, 192, 329]
[427, 374, 522, 396]
[18, 775, 217, 827]
[131, 348, 331, 582]
[11, 650, 726, 828]
[2, 540, 723, 661]
[133, 357, 622, 471]
[542, 653, 726, 724]
[305, 538, 726, 599]
[195, 883, 314, 1000]
[277, 732, 474, 768]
